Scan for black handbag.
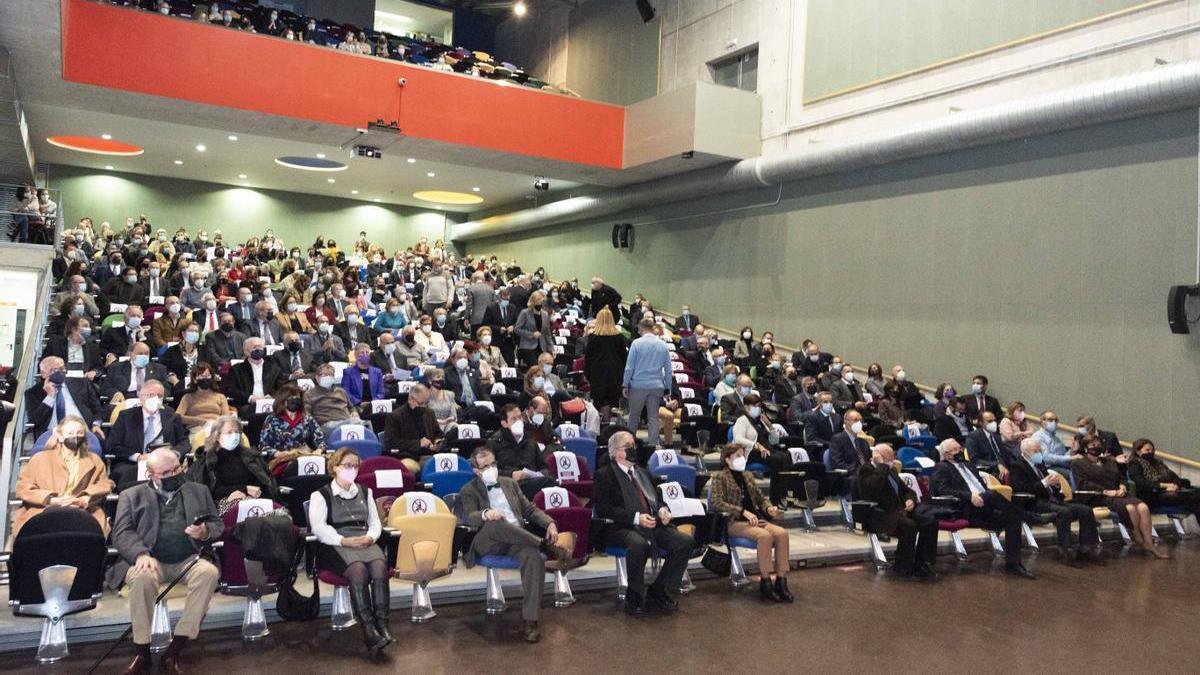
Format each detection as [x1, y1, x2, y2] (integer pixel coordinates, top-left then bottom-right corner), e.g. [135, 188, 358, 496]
[700, 546, 732, 577]
[274, 548, 319, 621]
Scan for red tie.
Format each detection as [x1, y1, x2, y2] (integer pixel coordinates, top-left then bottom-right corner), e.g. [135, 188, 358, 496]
[628, 468, 650, 513]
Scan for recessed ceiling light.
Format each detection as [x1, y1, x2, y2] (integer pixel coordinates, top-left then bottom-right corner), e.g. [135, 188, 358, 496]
[316, 153, 326, 159]
[238, 173, 247, 179]
[407, 158, 416, 163]
[327, 178, 336, 183]
[351, 190, 359, 195]
[472, 187, 480, 192]
[426, 172, 436, 177]
[173, 159, 183, 165]
[104, 165, 114, 170]
[228, 135, 238, 141]
[101, 133, 112, 140]
[274, 156, 348, 172]
[46, 135, 144, 156]
[195, 144, 206, 152]
[412, 190, 484, 205]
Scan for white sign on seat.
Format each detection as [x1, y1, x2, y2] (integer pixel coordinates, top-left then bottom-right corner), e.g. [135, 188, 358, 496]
[110, 303, 129, 313]
[473, 400, 495, 412]
[236, 498, 275, 523]
[148, 295, 165, 305]
[432, 453, 460, 473]
[265, 345, 284, 356]
[679, 387, 695, 399]
[490, 383, 507, 395]
[685, 403, 703, 417]
[500, 368, 517, 379]
[556, 424, 580, 440]
[405, 491, 437, 516]
[541, 486, 571, 509]
[339, 423, 366, 441]
[552, 345, 565, 355]
[673, 373, 688, 383]
[553, 451, 580, 482]
[255, 398, 275, 414]
[554, 336, 567, 346]
[787, 448, 810, 464]
[330, 361, 350, 381]
[670, 361, 684, 372]
[371, 399, 394, 414]
[375, 469, 406, 489]
[397, 380, 416, 394]
[557, 328, 571, 337]
[657, 481, 705, 517]
[457, 424, 481, 439]
[295, 455, 326, 476]
[653, 449, 679, 466]
[664, 342, 676, 352]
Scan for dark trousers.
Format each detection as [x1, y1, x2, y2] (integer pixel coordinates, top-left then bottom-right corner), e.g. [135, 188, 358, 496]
[470, 520, 545, 621]
[1146, 491, 1200, 519]
[609, 526, 692, 600]
[754, 448, 794, 505]
[1040, 499, 1099, 549]
[893, 504, 939, 572]
[968, 491, 1023, 566]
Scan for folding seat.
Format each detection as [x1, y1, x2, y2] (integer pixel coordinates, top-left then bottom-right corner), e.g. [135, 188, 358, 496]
[445, 422, 485, 458]
[356, 456, 418, 499]
[533, 487, 592, 606]
[648, 448, 700, 496]
[420, 453, 475, 499]
[275, 455, 332, 528]
[217, 499, 297, 640]
[386, 492, 456, 622]
[326, 421, 383, 460]
[563, 436, 597, 473]
[822, 448, 854, 530]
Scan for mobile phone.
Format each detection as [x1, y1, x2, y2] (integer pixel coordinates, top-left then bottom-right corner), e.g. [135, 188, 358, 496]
[192, 516, 206, 526]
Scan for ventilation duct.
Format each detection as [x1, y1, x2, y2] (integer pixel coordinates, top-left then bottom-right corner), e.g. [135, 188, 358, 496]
[452, 60, 1200, 242]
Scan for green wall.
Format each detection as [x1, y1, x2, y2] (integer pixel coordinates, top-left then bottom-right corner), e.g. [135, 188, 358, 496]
[50, 165, 453, 252]
[467, 110, 1200, 460]
[565, 0, 660, 104]
[804, 0, 1152, 100]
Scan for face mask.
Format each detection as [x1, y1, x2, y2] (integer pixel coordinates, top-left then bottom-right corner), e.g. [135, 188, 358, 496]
[165, 301, 180, 314]
[79, 327, 92, 339]
[481, 466, 499, 485]
[346, 315, 359, 325]
[49, 370, 66, 385]
[542, 364, 552, 375]
[741, 331, 752, 340]
[195, 378, 212, 390]
[532, 377, 545, 389]
[219, 432, 240, 450]
[843, 372, 854, 383]
[896, 370, 906, 382]
[126, 316, 143, 329]
[142, 396, 162, 413]
[285, 397, 302, 413]
[421, 324, 431, 334]
[509, 420, 524, 439]
[133, 354, 150, 368]
[748, 406, 761, 419]
[319, 375, 335, 388]
[454, 358, 469, 371]
[821, 402, 833, 415]
[831, 363, 843, 373]
[944, 388, 956, 399]
[851, 420, 863, 434]
[730, 456, 747, 472]
[336, 466, 358, 484]
[240, 296, 253, 305]
[1044, 421, 1057, 434]
[530, 412, 545, 427]
[250, 348, 265, 361]
[286, 340, 301, 353]
[716, 356, 727, 367]
[356, 353, 371, 366]
[481, 334, 493, 346]
[184, 331, 199, 344]
[158, 473, 184, 492]
[436, 316, 446, 326]
[318, 323, 332, 334]
[1077, 426, 1088, 436]
[985, 421, 997, 433]
[150, 268, 161, 278]
[286, 303, 298, 313]
[337, 290, 347, 299]
[737, 386, 751, 397]
[972, 383, 983, 395]
[1141, 449, 1156, 460]
[221, 323, 235, 333]
[63, 435, 87, 451]
[808, 353, 819, 362]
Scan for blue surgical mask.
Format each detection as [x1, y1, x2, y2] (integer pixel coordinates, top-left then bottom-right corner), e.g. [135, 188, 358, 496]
[1045, 421, 1058, 434]
[821, 402, 834, 415]
[737, 386, 751, 397]
[542, 364, 551, 375]
[723, 374, 736, 385]
[748, 406, 761, 418]
[133, 354, 149, 368]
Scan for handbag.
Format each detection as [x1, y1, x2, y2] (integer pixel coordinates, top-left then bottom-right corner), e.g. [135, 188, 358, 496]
[700, 546, 732, 577]
[274, 547, 319, 621]
[560, 397, 586, 416]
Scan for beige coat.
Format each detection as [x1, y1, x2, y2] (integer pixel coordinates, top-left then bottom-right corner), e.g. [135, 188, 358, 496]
[13, 448, 113, 538]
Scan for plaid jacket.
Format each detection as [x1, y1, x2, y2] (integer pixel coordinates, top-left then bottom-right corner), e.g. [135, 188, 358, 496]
[708, 469, 770, 519]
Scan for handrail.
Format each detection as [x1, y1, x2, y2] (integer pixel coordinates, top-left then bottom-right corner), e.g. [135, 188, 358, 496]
[618, 300, 1200, 471]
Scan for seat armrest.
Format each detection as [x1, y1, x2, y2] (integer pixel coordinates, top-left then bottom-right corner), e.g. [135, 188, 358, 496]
[278, 485, 294, 495]
[1073, 490, 1103, 496]
[830, 469, 848, 475]
[928, 496, 958, 504]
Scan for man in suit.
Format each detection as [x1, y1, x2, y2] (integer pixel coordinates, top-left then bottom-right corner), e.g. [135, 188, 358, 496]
[506, 277, 531, 317]
[588, 277, 622, 320]
[140, 261, 172, 302]
[230, 288, 258, 332]
[1010, 437, 1103, 565]
[335, 306, 376, 351]
[701, 346, 726, 389]
[889, 365, 925, 412]
[201, 313, 246, 372]
[459, 446, 572, 644]
[227, 337, 285, 411]
[930, 439, 1035, 579]
[50, 275, 100, 318]
[1072, 415, 1122, 457]
[483, 288, 518, 364]
[101, 342, 176, 400]
[718, 374, 754, 421]
[91, 249, 125, 289]
[803, 392, 842, 444]
[445, 349, 491, 408]
[857, 444, 939, 580]
[104, 380, 190, 490]
[793, 341, 832, 378]
[102, 266, 146, 307]
[382, 384, 443, 472]
[964, 375, 1004, 429]
[148, 297, 190, 350]
[829, 410, 870, 496]
[965, 411, 1010, 476]
[248, 300, 283, 347]
[308, 317, 348, 367]
[829, 364, 867, 414]
[463, 271, 496, 334]
[673, 305, 699, 334]
[192, 295, 222, 336]
[274, 331, 313, 382]
[111, 448, 222, 674]
[487, 404, 555, 499]
[593, 430, 692, 616]
[26, 356, 104, 439]
[100, 306, 147, 361]
[786, 377, 819, 428]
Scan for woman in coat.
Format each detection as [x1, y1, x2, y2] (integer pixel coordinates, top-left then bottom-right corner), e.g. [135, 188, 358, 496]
[583, 307, 627, 420]
[187, 415, 278, 508]
[513, 290, 553, 369]
[709, 443, 791, 602]
[13, 415, 112, 538]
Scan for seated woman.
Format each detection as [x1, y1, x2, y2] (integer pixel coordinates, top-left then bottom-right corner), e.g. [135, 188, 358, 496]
[259, 383, 326, 458]
[12, 415, 112, 538]
[875, 383, 905, 432]
[475, 326, 508, 370]
[1072, 434, 1167, 559]
[732, 326, 756, 367]
[1127, 438, 1200, 521]
[730, 393, 793, 506]
[161, 321, 203, 383]
[426, 368, 461, 433]
[520, 364, 552, 409]
[372, 297, 408, 334]
[308, 448, 392, 657]
[999, 401, 1035, 446]
[306, 290, 336, 327]
[864, 363, 887, 402]
[712, 364, 740, 404]
[709, 444, 792, 602]
[43, 315, 103, 380]
[188, 414, 278, 508]
[342, 342, 385, 406]
[277, 293, 313, 335]
[175, 362, 231, 440]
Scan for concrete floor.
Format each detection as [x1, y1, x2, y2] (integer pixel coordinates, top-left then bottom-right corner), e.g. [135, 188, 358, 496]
[13, 539, 1198, 675]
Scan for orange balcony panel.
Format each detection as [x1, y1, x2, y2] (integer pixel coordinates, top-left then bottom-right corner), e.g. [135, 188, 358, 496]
[60, 0, 624, 169]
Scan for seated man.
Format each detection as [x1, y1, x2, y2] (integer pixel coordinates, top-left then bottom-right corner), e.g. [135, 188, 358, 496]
[308, 316, 348, 367]
[445, 348, 491, 407]
[459, 447, 571, 644]
[335, 306, 376, 351]
[889, 364, 925, 412]
[593, 431, 693, 616]
[102, 265, 146, 307]
[371, 332, 404, 385]
[1033, 410, 1072, 470]
[829, 410, 869, 478]
[718, 374, 754, 422]
[99, 305, 147, 363]
[488, 403, 556, 499]
[857, 444, 939, 580]
[105, 380, 190, 490]
[26, 356, 104, 439]
[391, 325, 424, 369]
[523, 396, 560, 449]
[382, 383, 442, 475]
[829, 364, 867, 415]
[303, 363, 363, 435]
[802, 392, 842, 444]
[274, 330, 312, 381]
[248, 300, 283, 346]
[101, 341, 175, 401]
[1009, 437, 1103, 566]
[227, 337, 286, 413]
[149, 296, 189, 350]
[930, 439, 1035, 579]
[111, 448, 222, 674]
[201, 312, 246, 371]
[786, 377, 819, 428]
[965, 411, 1010, 477]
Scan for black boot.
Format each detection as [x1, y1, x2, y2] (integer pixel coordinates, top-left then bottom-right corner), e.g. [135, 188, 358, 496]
[759, 577, 781, 602]
[773, 576, 794, 603]
[371, 578, 394, 644]
[349, 584, 389, 658]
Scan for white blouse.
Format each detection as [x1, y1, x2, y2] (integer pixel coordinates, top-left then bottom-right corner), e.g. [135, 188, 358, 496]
[307, 481, 381, 547]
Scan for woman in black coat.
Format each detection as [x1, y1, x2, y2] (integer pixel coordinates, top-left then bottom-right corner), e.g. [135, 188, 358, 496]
[583, 307, 627, 420]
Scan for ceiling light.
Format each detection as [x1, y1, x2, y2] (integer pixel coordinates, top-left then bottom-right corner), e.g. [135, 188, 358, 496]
[195, 144, 206, 152]
[101, 133, 112, 140]
[238, 173, 247, 179]
[228, 135, 238, 141]
[412, 190, 484, 205]
[407, 158, 416, 163]
[104, 165, 114, 170]
[513, 1, 527, 17]
[472, 186, 480, 192]
[351, 190, 359, 195]
[173, 159, 183, 165]
[46, 135, 144, 156]
[316, 153, 326, 159]
[426, 172, 436, 177]
[274, 156, 349, 172]
[327, 178, 336, 183]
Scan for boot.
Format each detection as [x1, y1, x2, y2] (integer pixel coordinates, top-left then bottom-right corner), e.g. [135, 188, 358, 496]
[123, 644, 152, 674]
[759, 577, 781, 602]
[160, 636, 188, 675]
[371, 578, 394, 644]
[773, 576, 794, 603]
[349, 584, 389, 659]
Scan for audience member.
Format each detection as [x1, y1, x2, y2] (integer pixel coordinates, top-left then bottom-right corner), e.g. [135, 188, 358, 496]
[710, 444, 792, 601]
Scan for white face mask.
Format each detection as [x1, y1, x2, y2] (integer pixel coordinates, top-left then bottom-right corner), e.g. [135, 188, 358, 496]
[318, 375, 335, 388]
[730, 456, 747, 472]
[336, 466, 358, 484]
[985, 421, 998, 433]
[843, 372, 854, 383]
[421, 324, 432, 334]
[896, 370, 906, 382]
[168, 303, 180, 314]
[481, 334, 492, 346]
[530, 413, 545, 426]
[455, 358, 469, 370]
[509, 420, 524, 439]
[219, 432, 240, 450]
[481, 466, 499, 485]
[383, 343, 396, 355]
[850, 420, 863, 434]
[972, 383, 984, 395]
[747, 406, 761, 419]
[742, 331, 752, 339]
[142, 396, 162, 413]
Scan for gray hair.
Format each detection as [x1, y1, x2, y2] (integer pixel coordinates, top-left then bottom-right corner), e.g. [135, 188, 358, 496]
[204, 415, 242, 455]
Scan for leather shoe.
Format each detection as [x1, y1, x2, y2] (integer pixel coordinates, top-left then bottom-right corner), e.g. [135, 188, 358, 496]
[773, 576, 794, 602]
[1005, 564, 1037, 580]
[521, 620, 541, 644]
[123, 645, 152, 674]
[161, 635, 188, 675]
[646, 584, 678, 613]
[912, 564, 940, 583]
[624, 592, 647, 616]
[540, 540, 574, 567]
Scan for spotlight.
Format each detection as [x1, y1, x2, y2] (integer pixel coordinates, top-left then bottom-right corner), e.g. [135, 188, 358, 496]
[513, 1, 527, 17]
[533, 177, 550, 192]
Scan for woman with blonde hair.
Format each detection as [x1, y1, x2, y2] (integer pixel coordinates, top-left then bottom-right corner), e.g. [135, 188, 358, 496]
[584, 307, 626, 420]
[514, 289, 552, 368]
[474, 326, 507, 370]
[12, 415, 112, 538]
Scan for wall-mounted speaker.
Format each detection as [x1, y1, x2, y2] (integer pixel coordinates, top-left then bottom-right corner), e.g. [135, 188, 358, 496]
[1168, 284, 1200, 334]
[612, 223, 634, 250]
[635, 0, 656, 23]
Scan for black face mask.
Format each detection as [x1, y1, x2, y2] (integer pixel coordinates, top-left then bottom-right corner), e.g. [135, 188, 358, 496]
[952, 452, 966, 463]
[1141, 450, 1155, 460]
[285, 397, 302, 412]
[805, 385, 817, 394]
[63, 435, 86, 451]
[287, 341, 301, 353]
[195, 379, 213, 390]
[250, 349, 265, 361]
[158, 473, 185, 493]
[221, 324, 234, 333]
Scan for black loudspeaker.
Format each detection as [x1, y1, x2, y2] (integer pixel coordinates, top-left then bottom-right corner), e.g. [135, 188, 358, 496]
[1168, 284, 1199, 334]
[635, 0, 656, 23]
[620, 223, 633, 249]
[612, 224, 622, 249]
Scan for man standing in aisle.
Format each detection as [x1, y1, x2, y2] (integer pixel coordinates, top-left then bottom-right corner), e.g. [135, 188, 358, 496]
[623, 318, 673, 448]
